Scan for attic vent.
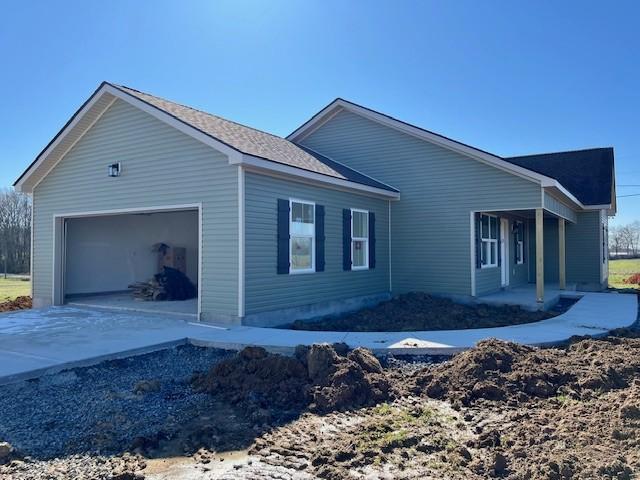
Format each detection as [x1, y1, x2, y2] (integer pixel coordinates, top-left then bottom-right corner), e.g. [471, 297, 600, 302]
[108, 162, 121, 177]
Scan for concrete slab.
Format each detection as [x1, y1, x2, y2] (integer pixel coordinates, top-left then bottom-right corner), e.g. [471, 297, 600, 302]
[0, 292, 636, 384]
[477, 283, 580, 311]
[67, 293, 197, 317]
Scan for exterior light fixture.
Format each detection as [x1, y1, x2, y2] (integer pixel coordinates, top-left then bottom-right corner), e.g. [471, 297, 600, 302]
[108, 162, 121, 177]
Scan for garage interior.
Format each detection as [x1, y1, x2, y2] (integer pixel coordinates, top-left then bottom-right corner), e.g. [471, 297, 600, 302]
[63, 209, 199, 317]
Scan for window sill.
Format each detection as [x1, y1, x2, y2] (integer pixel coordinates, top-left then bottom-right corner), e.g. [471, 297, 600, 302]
[351, 266, 370, 271]
[480, 264, 498, 269]
[289, 269, 316, 275]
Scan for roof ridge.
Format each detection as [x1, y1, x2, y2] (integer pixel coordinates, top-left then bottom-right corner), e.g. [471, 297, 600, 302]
[507, 146, 614, 159]
[116, 84, 289, 143]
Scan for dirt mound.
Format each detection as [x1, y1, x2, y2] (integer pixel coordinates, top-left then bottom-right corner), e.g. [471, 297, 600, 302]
[287, 292, 556, 332]
[0, 296, 31, 313]
[193, 344, 394, 418]
[623, 272, 640, 285]
[414, 336, 640, 406]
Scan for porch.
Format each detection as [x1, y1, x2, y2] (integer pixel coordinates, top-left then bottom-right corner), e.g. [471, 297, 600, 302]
[474, 206, 576, 308]
[478, 283, 582, 311]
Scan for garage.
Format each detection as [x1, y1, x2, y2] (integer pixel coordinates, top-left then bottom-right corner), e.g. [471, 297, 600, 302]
[54, 206, 200, 317]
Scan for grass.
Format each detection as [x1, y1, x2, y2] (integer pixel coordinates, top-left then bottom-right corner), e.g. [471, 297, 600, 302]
[0, 277, 31, 302]
[609, 259, 640, 290]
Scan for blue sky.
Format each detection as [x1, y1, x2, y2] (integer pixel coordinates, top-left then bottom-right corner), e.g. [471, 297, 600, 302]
[1, 0, 638, 225]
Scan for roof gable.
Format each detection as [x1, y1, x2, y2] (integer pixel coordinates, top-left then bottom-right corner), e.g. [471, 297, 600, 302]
[288, 98, 615, 209]
[14, 83, 398, 197]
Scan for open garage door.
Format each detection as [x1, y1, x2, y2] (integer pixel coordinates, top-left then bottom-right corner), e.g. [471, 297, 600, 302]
[53, 206, 200, 318]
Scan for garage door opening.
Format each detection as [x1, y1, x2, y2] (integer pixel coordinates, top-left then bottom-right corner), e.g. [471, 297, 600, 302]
[56, 207, 200, 318]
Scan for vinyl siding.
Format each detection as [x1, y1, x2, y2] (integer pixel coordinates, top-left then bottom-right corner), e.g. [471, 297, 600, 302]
[32, 99, 239, 319]
[526, 211, 605, 289]
[566, 210, 605, 288]
[300, 109, 542, 297]
[543, 192, 577, 223]
[244, 172, 389, 314]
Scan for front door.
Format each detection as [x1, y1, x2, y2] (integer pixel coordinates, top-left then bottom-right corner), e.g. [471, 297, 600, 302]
[500, 218, 509, 287]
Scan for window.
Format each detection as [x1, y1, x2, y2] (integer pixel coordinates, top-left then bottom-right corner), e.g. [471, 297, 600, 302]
[480, 214, 498, 268]
[351, 209, 369, 270]
[290, 200, 315, 273]
[515, 221, 524, 265]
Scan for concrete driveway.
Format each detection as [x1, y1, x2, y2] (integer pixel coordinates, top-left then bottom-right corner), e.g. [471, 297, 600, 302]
[0, 291, 637, 384]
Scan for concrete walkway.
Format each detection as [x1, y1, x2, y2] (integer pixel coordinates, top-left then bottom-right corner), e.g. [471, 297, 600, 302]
[0, 292, 636, 384]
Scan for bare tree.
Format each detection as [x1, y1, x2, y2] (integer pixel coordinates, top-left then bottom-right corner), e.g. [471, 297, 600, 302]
[609, 226, 622, 255]
[0, 189, 31, 276]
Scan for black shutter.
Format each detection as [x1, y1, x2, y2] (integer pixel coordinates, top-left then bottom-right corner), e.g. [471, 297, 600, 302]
[475, 213, 482, 269]
[277, 199, 290, 274]
[315, 205, 325, 272]
[514, 221, 519, 264]
[497, 217, 502, 267]
[343, 209, 352, 271]
[368, 212, 376, 269]
[522, 222, 527, 263]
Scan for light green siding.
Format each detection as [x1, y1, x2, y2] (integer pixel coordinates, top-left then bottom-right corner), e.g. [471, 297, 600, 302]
[32, 99, 239, 320]
[300, 109, 543, 297]
[526, 211, 606, 290]
[566, 210, 605, 288]
[244, 172, 389, 316]
[543, 192, 577, 223]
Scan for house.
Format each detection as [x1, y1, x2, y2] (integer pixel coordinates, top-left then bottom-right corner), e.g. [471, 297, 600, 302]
[14, 82, 616, 326]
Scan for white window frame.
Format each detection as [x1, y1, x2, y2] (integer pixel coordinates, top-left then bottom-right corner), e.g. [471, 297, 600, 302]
[351, 208, 369, 271]
[515, 220, 524, 265]
[289, 198, 315, 274]
[480, 213, 498, 269]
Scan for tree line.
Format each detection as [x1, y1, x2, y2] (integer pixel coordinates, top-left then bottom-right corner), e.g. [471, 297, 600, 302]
[0, 189, 31, 275]
[609, 221, 640, 257]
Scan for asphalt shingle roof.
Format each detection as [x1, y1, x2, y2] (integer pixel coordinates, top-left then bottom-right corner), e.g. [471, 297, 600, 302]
[113, 84, 398, 193]
[505, 148, 614, 206]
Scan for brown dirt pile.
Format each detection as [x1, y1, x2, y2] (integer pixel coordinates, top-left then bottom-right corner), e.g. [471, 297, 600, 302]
[0, 296, 31, 312]
[193, 344, 394, 418]
[288, 292, 555, 332]
[412, 336, 640, 406]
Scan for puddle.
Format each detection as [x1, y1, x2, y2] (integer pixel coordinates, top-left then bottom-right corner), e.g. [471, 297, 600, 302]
[144, 450, 251, 479]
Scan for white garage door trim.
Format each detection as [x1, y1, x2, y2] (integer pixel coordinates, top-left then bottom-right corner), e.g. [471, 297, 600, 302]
[52, 203, 203, 319]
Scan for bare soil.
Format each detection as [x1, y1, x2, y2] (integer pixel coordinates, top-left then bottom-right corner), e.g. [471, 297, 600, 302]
[286, 292, 557, 331]
[0, 295, 31, 312]
[2, 305, 640, 479]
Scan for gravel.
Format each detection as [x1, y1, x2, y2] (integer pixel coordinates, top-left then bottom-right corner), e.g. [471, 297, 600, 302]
[0, 344, 234, 460]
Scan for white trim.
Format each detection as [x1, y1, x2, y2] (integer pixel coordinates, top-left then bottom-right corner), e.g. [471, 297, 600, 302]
[479, 213, 499, 269]
[470, 212, 476, 297]
[350, 208, 369, 271]
[29, 197, 34, 298]
[237, 166, 245, 318]
[500, 218, 510, 287]
[16, 90, 115, 192]
[288, 99, 605, 212]
[51, 203, 203, 319]
[105, 85, 243, 162]
[197, 205, 203, 321]
[16, 83, 243, 193]
[239, 154, 400, 200]
[388, 200, 392, 293]
[288, 99, 555, 185]
[31, 97, 117, 193]
[289, 198, 316, 274]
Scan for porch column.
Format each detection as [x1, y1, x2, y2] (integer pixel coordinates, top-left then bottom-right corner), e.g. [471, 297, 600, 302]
[558, 218, 566, 290]
[535, 208, 544, 303]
